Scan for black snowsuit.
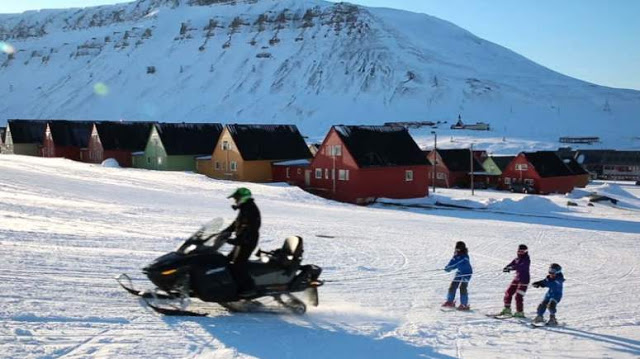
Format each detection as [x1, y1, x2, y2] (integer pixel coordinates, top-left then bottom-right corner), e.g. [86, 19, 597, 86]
[224, 198, 261, 293]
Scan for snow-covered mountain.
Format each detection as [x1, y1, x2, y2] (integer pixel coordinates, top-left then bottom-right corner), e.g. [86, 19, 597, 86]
[1, 0, 638, 142]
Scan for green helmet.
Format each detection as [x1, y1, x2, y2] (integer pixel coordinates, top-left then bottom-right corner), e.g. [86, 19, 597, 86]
[228, 187, 252, 204]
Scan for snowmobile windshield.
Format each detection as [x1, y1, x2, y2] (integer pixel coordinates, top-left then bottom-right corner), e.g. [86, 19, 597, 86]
[177, 218, 226, 254]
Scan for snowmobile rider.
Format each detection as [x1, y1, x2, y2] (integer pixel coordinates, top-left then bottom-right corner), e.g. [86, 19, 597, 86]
[222, 187, 261, 298]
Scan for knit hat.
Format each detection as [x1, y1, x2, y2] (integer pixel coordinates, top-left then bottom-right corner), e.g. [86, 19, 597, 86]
[455, 241, 467, 250]
[518, 244, 528, 251]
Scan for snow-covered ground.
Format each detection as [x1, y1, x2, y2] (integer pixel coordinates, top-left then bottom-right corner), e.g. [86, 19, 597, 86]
[1, 155, 640, 358]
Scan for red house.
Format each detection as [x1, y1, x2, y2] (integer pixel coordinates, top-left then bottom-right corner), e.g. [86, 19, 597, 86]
[42, 120, 93, 160]
[272, 159, 312, 186]
[84, 121, 154, 167]
[501, 151, 575, 194]
[303, 125, 430, 204]
[426, 149, 485, 188]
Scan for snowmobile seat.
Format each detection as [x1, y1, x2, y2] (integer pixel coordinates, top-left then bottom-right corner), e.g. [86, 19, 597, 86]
[268, 236, 304, 271]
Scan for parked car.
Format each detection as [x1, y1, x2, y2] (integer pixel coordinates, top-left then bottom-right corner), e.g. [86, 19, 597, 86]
[509, 183, 536, 194]
[636, 180, 640, 186]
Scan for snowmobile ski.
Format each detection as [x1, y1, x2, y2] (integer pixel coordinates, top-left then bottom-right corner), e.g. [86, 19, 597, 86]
[116, 274, 175, 299]
[143, 297, 208, 317]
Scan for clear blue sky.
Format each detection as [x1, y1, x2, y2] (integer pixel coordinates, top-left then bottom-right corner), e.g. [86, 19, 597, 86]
[1, 0, 638, 90]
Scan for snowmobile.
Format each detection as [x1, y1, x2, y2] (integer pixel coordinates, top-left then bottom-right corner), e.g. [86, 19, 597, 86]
[117, 218, 323, 316]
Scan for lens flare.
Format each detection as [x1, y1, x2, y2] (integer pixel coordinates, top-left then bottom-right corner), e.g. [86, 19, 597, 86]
[93, 82, 110, 96]
[0, 41, 16, 55]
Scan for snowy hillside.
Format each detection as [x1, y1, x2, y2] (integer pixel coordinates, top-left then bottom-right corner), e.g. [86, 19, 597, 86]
[1, 155, 640, 358]
[0, 0, 639, 147]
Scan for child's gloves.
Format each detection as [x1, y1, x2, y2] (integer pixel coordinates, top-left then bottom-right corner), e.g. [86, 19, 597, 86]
[503, 266, 512, 273]
[532, 280, 544, 288]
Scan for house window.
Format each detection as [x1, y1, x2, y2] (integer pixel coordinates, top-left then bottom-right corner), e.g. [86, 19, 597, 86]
[222, 141, 231, 150]
[436, 172, 446, 180]
[158, 157, 163, 165]
[339, 169, 349, 181]
[297, 168, 302, 175]
[215, 161, 220, 170]
[315, 168, 322, 179]
[286, 167, 290, 178]
[230, 161, 237, 171]
[147, 157, 151, 164]
[405, 170, 414, 182]
[331, 145, 342, 156]
[325, 168, 329, 179]
[504, 177, 511, 184]
[515, 164, 528, 171]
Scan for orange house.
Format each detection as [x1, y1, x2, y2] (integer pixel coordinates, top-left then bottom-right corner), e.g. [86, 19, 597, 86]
[201, 124, 312, 182]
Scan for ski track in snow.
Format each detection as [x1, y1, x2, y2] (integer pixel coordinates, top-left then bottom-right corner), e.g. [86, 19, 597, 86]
[1, 155, 640, 358]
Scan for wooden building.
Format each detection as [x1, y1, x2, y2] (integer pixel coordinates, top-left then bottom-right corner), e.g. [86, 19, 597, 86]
[501, 151, 575, 194]
[573, 150, 640, 181]
[426, 149, 486, 188]
[303, 125, 430, 204]
[84, 122, 154, 167]
[4, 119, 48, 156]
[133, 123, 223, 171]
[41, 120, 93, 160]
[203, 124, 311, 182]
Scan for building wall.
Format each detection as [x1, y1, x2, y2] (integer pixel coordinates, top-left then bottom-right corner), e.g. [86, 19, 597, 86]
[538, 176, 576, 194]
[501, 154, 575, 194]
[196, 158, 215, 177]
[135, 126, 168, 170]
[11, 144, 40, 156]
[209, 128, 244, 181]
[103, 150, 133, 167]
[85, 124, 104, 163]
[272, 164, 308, 185]
[166, 155, 197, 171]
[309, 128, 428, 204]
[573, 174, 590, 188]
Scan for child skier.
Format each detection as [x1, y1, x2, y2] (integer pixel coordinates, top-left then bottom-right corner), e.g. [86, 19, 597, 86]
[532, 263, 565, 326]
[442, 241, 473, 310]
[498, 244, 531, 318]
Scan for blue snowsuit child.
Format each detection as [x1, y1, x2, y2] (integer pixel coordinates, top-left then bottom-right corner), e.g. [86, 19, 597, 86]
[443, 241, 473, 310]
[532, 263, 564, 325]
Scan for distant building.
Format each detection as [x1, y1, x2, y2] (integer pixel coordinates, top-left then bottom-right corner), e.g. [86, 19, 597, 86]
[41, 120, 93, 160]
[426, 148, 486, 188]
[482, 155, 516, 188]
[84, 121, 154, 167]
[133, 123, 223, 171]
[4, 119, 48, 156]
[501, 151, 575, 194]
[302, 125, 430, 204]
[203, 124, 311, 182]
[574, 150, 640, 181]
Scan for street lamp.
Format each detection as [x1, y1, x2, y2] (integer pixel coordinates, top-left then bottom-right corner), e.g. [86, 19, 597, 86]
[431, 131, 437, 194]
[470, 143, 474, 196]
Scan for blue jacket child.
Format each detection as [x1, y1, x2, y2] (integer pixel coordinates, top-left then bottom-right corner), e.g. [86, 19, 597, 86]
[532, 263, 565, 325]
[442, 241, 473, 310]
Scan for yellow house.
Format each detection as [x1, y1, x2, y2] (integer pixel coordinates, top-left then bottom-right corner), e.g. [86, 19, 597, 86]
[202, 124, 312, 182]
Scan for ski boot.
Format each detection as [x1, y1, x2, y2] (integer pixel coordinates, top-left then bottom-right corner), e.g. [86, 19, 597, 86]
[457, 304, 471, 311]
[532, 315, 545, 324]
[547, 315, 558, 326]
[441, 301, 455, 308]
[513, 311, 525, 318]
[499, 307, 512, 316]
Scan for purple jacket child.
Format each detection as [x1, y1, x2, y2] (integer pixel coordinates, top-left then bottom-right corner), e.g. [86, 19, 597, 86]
[499, 244, 531, 316]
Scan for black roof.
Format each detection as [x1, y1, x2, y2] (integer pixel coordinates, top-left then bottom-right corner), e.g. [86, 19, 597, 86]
[227, 124, 312, 161]
[491, 156, 515, 171]
[334, 125, 429, 168]
[562, 157, 589, 175]
[7, 119, 48, 144]
[96, 122, 154, 151]
[156, 123, 223, 156]
[574, 150, 640, 166]
[437, 149, 484, 172]
[48, 120, 94, 147]
[523, 151, 573, 177]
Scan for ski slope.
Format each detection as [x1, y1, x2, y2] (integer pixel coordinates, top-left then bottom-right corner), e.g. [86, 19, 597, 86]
[1, 155, 640, 358]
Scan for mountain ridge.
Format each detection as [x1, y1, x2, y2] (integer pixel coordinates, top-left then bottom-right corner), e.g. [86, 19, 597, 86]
[1, 0, 638, 144]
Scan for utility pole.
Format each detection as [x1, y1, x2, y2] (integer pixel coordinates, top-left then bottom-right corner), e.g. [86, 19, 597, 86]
[431, 131, 437, 194]
[470, 143, 475, 196]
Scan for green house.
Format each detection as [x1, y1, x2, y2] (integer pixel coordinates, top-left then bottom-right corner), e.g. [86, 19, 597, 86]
[482, 155, 515, 188]
[132, 123, 223, 171]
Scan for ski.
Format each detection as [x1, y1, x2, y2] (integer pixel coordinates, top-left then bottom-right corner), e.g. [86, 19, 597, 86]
[530, 322, 566, 328]
[116, 274, 175, 299]
[143, 297, 208, 317]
